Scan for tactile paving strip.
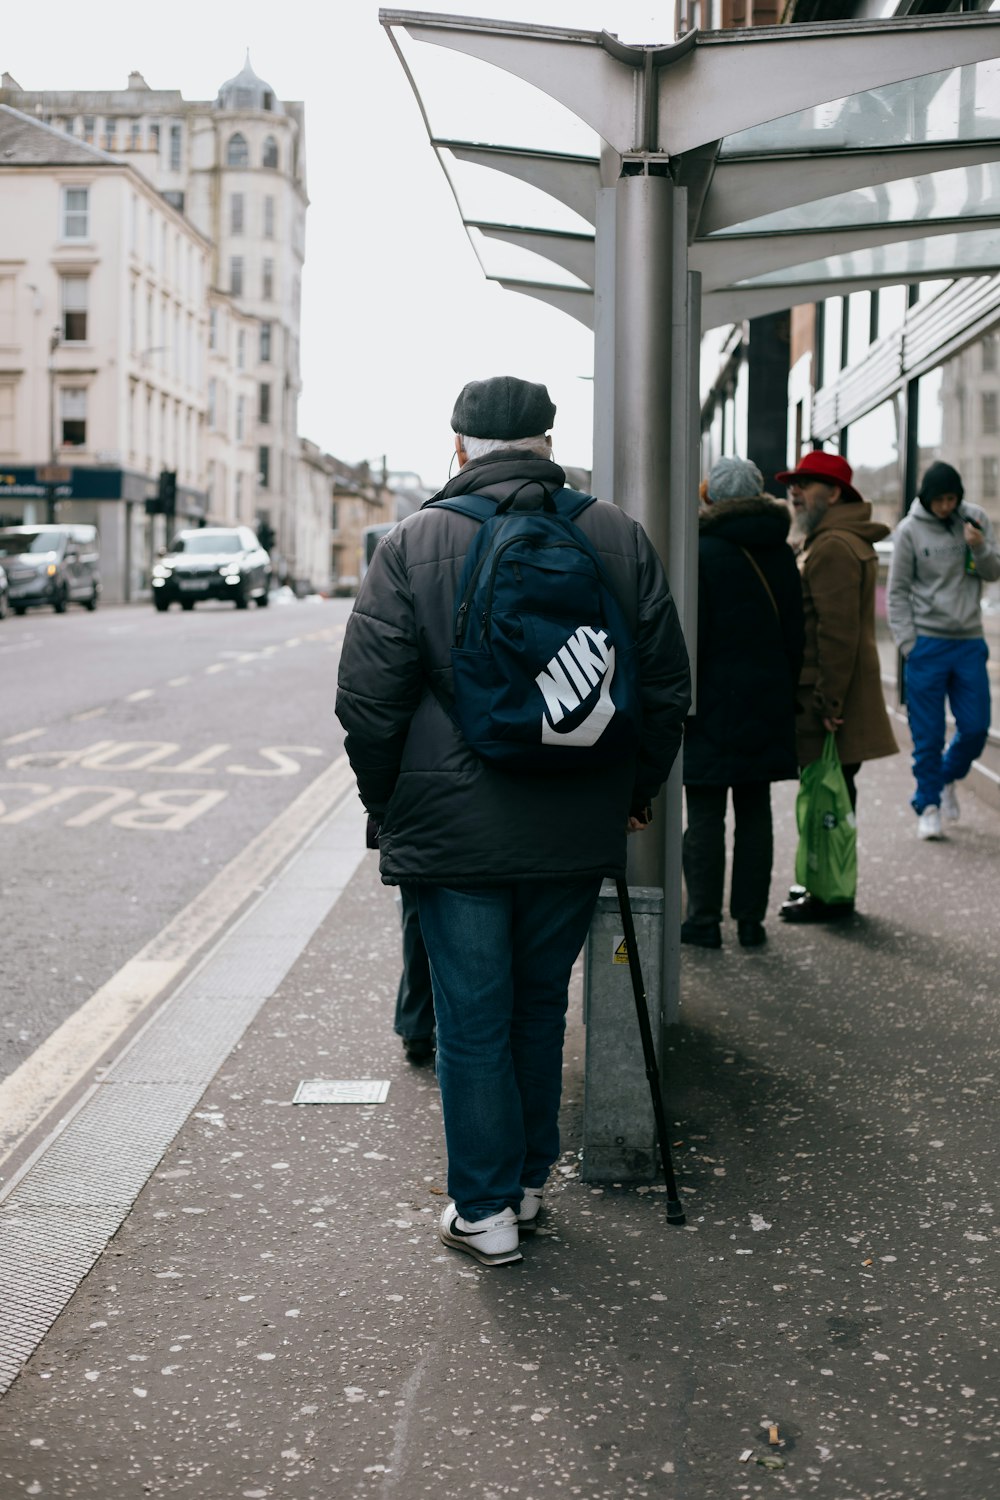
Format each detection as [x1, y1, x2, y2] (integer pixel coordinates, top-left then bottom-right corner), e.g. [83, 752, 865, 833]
[0, 799, 365, 1396]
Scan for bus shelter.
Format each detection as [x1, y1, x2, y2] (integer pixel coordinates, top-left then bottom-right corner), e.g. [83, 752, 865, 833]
[380, 8, 1000, 1019]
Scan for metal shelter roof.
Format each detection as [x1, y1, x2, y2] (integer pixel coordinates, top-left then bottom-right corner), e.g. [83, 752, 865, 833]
[380, 9, 1000, 329]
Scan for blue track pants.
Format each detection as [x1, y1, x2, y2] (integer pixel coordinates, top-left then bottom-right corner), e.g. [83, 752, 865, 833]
[905, 636, 990, 814]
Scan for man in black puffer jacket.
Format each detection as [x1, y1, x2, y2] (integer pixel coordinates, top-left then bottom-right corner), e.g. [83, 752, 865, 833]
[336, 375, 690, 1267]
[681, 457, 804, 951]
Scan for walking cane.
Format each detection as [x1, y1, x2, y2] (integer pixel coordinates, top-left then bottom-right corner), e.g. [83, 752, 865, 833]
[615, 879, 686, 1226]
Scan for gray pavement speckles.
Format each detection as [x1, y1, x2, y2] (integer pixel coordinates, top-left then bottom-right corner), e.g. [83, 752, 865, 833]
[0, 756, 999, 1496]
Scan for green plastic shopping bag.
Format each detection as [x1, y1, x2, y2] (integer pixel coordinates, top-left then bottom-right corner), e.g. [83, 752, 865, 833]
[794, 732, 857, 905]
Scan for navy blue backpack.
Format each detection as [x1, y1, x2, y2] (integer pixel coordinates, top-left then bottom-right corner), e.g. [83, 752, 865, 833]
[428, 486, 642, 772]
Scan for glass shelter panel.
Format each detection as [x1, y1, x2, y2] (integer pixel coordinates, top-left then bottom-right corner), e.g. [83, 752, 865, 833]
[719, 60, 1000, 157]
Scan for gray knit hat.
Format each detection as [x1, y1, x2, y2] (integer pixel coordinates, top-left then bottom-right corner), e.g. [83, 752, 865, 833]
[451, 376, 556, 441]
[706, 456, 764, 502]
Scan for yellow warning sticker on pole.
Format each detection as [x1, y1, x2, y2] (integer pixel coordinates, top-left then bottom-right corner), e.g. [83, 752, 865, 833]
[613, 936, 630, 964]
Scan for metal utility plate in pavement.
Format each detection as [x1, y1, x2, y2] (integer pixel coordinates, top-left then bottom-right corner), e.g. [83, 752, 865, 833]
[293, 1079, 391, 1105]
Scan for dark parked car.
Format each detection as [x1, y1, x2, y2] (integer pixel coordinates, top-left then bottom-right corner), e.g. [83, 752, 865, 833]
[0, 524, 101, 614]
[152, 527, 272, 611]
[0, 563, 8, 620]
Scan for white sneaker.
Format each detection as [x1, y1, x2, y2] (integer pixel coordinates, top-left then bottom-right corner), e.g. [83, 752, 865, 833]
[439, 1203, 521, 1265]
[517, 1187, 544, 1235]
[941, 783, 960, 822]
[918, 805, 943, 840]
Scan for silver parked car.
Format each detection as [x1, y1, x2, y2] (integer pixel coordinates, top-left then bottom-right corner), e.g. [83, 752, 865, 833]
[0, 524, 101, 614]
[152, 526, 272, 611]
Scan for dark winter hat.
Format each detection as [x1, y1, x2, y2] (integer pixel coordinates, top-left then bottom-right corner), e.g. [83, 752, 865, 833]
[918, 460, 963, 504]
[706, 456, 763, 502]
[451, 376, 556, 441]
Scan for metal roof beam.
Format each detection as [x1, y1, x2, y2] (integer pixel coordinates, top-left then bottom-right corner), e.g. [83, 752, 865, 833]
[383, 10, 1000, 158]
[471, 221, 596, 287]
[660, 15, 1000, 156]
[437, 141, 601, 226]
[701, 267, 993, 329]
[701, 141, 1000, 235]
[693, 214, 1000, 292]
[487, 276, 594, 330]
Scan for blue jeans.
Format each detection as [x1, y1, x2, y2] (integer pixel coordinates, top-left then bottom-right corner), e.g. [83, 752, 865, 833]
[417, 879, 602, 1222]
[905, 636, 991, 813]
[393, 884, 435, 1041]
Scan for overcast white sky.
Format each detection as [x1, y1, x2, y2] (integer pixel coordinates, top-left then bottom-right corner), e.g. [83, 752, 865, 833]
[3, 1, 682, 487]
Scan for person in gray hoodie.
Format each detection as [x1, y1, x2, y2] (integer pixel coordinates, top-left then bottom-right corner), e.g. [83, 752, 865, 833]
[887, 460, 1000, 840]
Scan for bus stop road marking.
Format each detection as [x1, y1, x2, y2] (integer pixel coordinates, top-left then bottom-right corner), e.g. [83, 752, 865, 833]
[0, 752, 358, 1169]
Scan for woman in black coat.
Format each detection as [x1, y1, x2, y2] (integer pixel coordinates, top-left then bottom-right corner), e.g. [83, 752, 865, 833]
[682, 457, 804, 949]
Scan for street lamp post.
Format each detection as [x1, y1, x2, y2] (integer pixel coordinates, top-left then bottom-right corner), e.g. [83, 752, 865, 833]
[46, 326, 60, 523]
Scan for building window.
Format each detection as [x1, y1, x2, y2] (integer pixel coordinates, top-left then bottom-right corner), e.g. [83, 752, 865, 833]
[163, 189, 184, 213]
[82, 116, 95, 143]
[263, 195, 275, 238]
[0, 381, 15, 452]
[258, 445, 270, 488]
[262, 258, 274, 301]
[262, 136, 279, 169]
[130, 119, 141, 150]
[259, 321, 272, 362]
[60, 387, 87, 447]
[169, 123, 182, 171]
[259, 382, 271, 424]
[61, 186, 90, 239]
[207, 378, 217, 430]
[983, 456, 999, 501]
[237, 329, 246, 370]
[983, 334, 1000, 374]
[230, 256, 244, 297]
[230, 192, 245, 235]
[150, 122, 160, 150]
[208, 306, 218, 351]
[103, 123, 116, 151]
[236, 394, 246, 442]
[60, 277, 89, 342]
[227, 132, 249, 168]
[983, 392, 999, 437]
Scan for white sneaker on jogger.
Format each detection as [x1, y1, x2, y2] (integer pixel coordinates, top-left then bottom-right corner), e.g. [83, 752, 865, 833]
[941, 783, 960, 822]
[517, 1187, 544, 1234]
[918, 805, 943, 840]
[439, 1203, 521, 1265]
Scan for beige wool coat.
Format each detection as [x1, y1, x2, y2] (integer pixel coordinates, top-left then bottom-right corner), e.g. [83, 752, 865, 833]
[796, 502, 899, 768]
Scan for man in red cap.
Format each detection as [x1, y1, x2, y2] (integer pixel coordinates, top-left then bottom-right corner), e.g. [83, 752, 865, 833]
[774, 451, 898, 922]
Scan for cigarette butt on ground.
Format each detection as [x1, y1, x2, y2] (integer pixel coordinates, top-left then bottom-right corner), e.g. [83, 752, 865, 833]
[768, 1425, 780, 1445]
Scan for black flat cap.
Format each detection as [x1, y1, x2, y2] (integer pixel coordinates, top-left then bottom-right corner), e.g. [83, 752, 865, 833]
[451, 376, 556, 441]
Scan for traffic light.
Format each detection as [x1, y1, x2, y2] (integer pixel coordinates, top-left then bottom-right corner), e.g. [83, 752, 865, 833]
[146, 470, 177, 516]
[158, 470, 177, 516]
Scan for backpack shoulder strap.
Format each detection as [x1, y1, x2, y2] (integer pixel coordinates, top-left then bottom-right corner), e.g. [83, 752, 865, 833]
[553, 487, 598, 521]
[425, 493, 497, 525]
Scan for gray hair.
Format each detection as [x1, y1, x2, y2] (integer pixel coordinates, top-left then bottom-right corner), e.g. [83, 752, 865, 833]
[459, 432, 553, 462]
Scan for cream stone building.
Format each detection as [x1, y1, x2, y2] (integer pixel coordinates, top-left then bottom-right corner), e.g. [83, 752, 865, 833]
[0, 57, 329, 598]
[0, 103, 213, 599]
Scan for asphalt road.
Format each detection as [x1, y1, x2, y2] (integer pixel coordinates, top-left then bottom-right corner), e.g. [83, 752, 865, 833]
[0, 596, 355, 1085]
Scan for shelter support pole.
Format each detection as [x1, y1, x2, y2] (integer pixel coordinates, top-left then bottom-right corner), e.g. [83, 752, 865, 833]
[615, 167, 676, 893]
[662, 249, 699, 1027]
[591, 186, 618, 500]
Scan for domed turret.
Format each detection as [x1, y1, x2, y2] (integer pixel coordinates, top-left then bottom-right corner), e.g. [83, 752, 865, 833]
[217, 52, 282, 114]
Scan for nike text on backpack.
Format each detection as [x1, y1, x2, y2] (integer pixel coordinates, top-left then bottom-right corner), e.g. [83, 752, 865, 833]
[429, 487, 642, 771]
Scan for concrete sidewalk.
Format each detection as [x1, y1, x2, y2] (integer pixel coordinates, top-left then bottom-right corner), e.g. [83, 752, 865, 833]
[0, 746, 997, 1499]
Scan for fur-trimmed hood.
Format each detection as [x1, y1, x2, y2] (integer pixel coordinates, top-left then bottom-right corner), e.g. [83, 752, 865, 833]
[698, 493, 791, 547]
